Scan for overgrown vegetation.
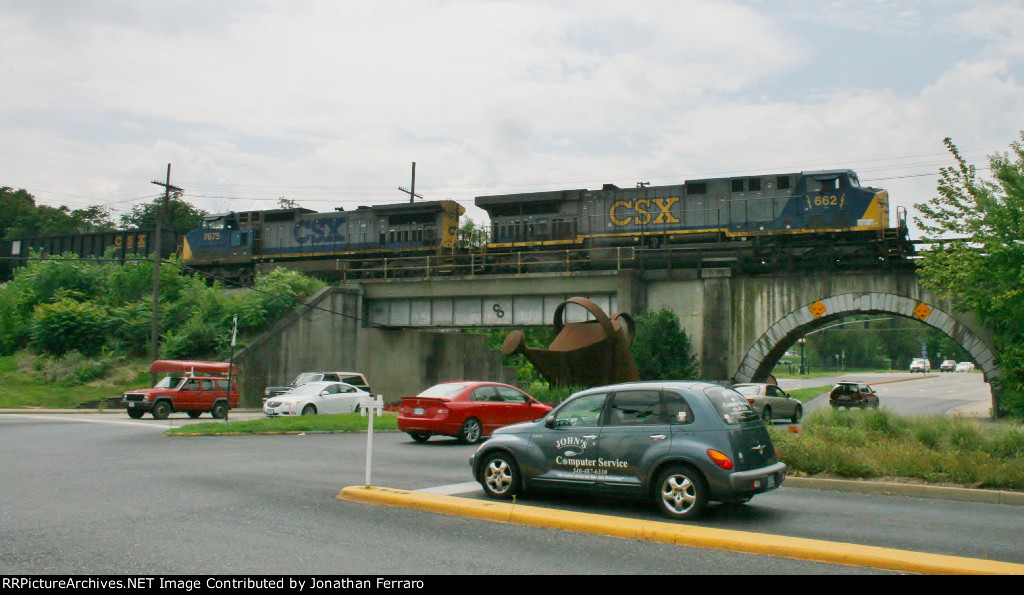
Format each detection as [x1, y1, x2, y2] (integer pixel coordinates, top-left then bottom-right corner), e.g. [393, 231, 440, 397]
[0, 351, 150, 408]
[769, 408, 1024, 490]
[0, 254, 323, 364]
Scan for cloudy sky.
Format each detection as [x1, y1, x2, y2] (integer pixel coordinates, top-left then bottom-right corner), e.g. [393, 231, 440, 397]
[2, 0, 1022, 236]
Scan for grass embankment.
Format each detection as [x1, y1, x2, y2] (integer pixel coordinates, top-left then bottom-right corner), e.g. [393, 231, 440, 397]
[164, 412, 400, 436]
[0, 352, 149, 409]
[770, 408, 1024, 491]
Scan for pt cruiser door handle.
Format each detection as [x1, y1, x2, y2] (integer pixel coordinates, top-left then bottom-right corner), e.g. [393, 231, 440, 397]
[650, 434, 668, 440]
[583, 435, 598, 440]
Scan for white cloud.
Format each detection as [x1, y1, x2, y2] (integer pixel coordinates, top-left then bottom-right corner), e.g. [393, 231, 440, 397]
[1, 0, 1022, 235]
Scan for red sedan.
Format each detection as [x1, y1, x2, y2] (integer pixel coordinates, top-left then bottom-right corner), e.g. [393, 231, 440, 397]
[397, 381, 552, 444]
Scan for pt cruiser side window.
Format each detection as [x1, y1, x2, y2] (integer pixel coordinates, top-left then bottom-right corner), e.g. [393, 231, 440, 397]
[607, 390, 661, 426]
[553, 393, 607, 427]
[663, 390, 695, 425]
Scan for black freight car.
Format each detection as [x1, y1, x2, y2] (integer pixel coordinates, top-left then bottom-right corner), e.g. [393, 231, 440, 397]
[0, 229, 180, 281]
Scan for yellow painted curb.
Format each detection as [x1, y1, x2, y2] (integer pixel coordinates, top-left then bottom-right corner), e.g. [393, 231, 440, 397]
[338, 485, 1024, 575]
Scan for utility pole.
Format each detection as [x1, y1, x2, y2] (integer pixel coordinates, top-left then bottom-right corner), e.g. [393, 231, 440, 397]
[398, 161, 423, 202]
[149, 164, 183, 381]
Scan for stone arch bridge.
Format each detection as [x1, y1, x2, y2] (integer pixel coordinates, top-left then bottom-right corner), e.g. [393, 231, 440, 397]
[361, 267, 1001, 413]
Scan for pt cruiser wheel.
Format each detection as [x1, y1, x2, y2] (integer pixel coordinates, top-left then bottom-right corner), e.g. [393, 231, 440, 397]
[480, 452, 520, 499]
[655, 465, 708, 520]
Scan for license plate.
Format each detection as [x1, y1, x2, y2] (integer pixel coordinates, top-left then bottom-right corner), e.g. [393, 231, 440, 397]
[767, 475, 775, 488]
[413, 407, 425, 416]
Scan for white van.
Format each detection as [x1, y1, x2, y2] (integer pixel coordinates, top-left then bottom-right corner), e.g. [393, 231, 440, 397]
[909, 358, 931, 373]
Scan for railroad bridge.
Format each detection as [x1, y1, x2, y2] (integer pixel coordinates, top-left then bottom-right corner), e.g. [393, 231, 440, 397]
[358, 266, 1000, 411]
[237, 262, 1001, 414]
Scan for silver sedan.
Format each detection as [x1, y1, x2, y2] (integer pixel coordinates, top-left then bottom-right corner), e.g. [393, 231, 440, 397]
[732, 383, 803, 423]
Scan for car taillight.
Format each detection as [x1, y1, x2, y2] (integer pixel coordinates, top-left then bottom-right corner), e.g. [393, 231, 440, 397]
[707, 449, 734, 470]
[746, 398, 755, 405]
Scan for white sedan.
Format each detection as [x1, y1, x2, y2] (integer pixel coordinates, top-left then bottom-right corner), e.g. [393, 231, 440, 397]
[955, 362, 975, 373]
[732, 382, 803, 423]
[263, 381, 372, 417]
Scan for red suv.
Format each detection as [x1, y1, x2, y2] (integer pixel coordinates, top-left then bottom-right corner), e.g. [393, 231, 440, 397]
[122, 360, 240, 419]
[829, 381, 880, 410]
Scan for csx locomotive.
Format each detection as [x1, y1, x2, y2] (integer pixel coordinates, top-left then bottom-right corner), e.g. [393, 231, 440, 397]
[181, 199, 465, 283]
[1, 169, 914, 283]
[477, 169, 890, 248]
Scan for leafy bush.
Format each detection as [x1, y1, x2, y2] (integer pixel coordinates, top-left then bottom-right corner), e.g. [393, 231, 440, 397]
[0, 284, 29, 355]
[17, 252, 107, 305]
[249, 268, 325, 322]
[34, 350, 124, 386]
[105, 302, 153, 356]
[160, 316, 230, 360]
[29, 298, 109, 356]
[771, 409, 1024, 489]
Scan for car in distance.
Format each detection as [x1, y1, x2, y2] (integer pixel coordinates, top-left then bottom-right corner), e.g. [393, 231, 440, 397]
[940, 360, 957, 372]
[263, 381, 372, 417]
[470, 381, 787, 520]
[398, 381, 552, 444]
[731, 383, 803, 423]
[955, 361, 975, 373]
[828, 381, 880, 409]
[909, 358, 931, 373]
[264, 371, 371, 400]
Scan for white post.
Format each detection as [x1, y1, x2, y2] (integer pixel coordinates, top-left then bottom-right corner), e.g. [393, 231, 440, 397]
[362, 395, 384, 487]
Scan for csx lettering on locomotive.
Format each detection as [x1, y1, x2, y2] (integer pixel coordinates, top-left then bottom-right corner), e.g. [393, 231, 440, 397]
[293, 218, 347, 246]
[609, 198, 681, 226]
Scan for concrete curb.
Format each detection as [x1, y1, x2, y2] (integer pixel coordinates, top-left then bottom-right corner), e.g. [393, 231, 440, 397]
[337, 485, 1024, 575]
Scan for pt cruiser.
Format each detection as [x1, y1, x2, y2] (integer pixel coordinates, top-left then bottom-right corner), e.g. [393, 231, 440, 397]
[470, 381, 787, 520]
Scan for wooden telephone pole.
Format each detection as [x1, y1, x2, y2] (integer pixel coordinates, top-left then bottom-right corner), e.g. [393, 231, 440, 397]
[149, 164, 183, 379]
[398, 162, 423, 202]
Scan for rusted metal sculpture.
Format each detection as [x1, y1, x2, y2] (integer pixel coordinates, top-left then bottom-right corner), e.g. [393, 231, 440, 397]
[501, 297, 639, 388]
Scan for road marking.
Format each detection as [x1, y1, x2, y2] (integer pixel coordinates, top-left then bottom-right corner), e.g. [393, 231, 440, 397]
[2, 414, 170, 429]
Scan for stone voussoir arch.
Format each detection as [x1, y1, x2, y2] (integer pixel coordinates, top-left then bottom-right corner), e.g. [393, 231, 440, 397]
[733, 292, 998, 387]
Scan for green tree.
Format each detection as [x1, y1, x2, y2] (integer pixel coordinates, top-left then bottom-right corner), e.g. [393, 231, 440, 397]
[1, 187, 115, 238]
[631, 308, 700, 380]
[458, 217, 489, 250]
[0, 187, 36, 240]
[119, 192, 205, 233]
[913, 132, 1024, 416]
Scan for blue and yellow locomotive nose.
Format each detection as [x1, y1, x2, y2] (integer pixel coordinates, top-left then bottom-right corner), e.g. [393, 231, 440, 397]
[857, 188, 889, 231]
[795, 170, 889, 232]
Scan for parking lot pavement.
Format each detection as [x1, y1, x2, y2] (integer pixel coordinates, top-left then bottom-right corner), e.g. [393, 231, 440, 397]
[338, 485, 1024, 575]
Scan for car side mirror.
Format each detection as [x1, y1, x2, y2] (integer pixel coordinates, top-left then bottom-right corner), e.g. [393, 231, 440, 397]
[544, 416, 556, 429]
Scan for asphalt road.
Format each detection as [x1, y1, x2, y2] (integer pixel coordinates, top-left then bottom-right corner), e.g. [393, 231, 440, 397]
[0, 400, 1020, 575]
[777, 371, 993, 418]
